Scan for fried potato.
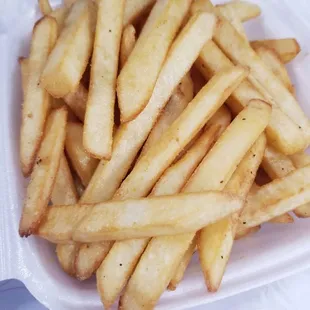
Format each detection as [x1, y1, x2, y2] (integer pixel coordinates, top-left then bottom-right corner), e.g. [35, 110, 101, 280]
[115, 66, 247, 199]
[49, 7, 68, 31]
[65, 122, 99, 187]
[81, 11, 217, 204]
[63, 83, 88, 122]
[168, 235, 197, 291]
[20, 16, 57, 176]
[195, 0, 310, 154]
[120, 24, 136, 69]
[216, 1, 261, 22]
[123, 0, 156, 27]
[234, 225, 261, 240]
[196, 40, 303, 155]
[198, 135, 266, 292]
[120, 101, 270, 309]
[41, 0, 95, 97]
[269, 213, 294, 224]
[117, 0, 192, 122]
[138, 73, 194, 159]
[254, 45, 293, 92]
[96, 124, 219, 308]
[74, 242, 113, 281]
[39, 0, 52, 15]
[56, 243, 79, 277]
[250, 38, 301, 64]
[19, 107, 67, 237]
[83, 0, 125, 160]
[238, 165, 310, 229]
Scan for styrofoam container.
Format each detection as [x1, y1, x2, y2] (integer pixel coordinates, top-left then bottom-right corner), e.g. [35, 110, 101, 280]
[1, 0, 310, 309]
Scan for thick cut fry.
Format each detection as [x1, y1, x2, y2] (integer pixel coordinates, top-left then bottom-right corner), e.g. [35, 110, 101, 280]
[151, 125, 219, 196]
[117, 0, 192, 122]
[41, 0, 95, 97]
[81, 12, 217, 204]
[120, 101, 270, 309]
[56, 243, 79, 277]
[20, 17, 57, 176]
[63, 84, 88, 122]
[120, 24, 136, 69]
[216, 1, 261, 22]
[83, 0, 125, 159]
[168, 235, 197, 291]
[115, 67, 247, 199]
[97, 124, 219, 308]
[39, 0, 52, 15]
[198, 135, 266, 292]
[123, 0, 156, 27]
[238, 165, 310, 229]
[19, 107, 67, 237]
[65, 122, 98, 187]
[139, 74, 194, 159]
[250, 39, 301, 64]
[74, 242, 113, 281]
[74, 192, 242, 242]
[254, 46, 293, 92]
[234, 225, 261, 240]
[196, 40, 303, 155]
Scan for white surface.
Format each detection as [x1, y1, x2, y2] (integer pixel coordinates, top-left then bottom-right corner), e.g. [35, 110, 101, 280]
[1, 0, 310, 309]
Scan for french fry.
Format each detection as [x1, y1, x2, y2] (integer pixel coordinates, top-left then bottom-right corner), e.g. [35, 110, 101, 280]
[120, 100, 271, 309]
[138, 73, 194, 159]
[49, 7, 68, 31]
[168, 235, 197, 291]
[115, 66, 247, 199]
[123, 0, 156, 27]
[20, 16, 57, 176]
[196, 40, 304, 155]
[290, 152, 310, 217]
[83, 0, 125, 160]
[254, 45, 294, 92]
[97, 124, 219, 308]
[238, 165, 310, 230]
[117, 0, 192, 122]
[269, 213, 294, 224]
[65, 122, 99, 187]
[250, 38, 301, 64]
[81, 11, 217, 204]
[74, 242, 113, 281]
[120, 24, 136, 69]
[56, 243, 79, 277]
[41, 0, 95, 97]
[193, 0, 310, 155]
[63, 84, 88, 122]
[216, 1, 261, 22]
[198, 134, 266, 292]
[39, 0, 52, 15]
[19, 107, 67, 237]
[234, 225, 261, 240]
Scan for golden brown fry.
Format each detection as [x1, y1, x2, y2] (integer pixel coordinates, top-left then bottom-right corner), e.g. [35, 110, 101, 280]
[196, 40, 303, 155]
[19, 107, 67, 237]
[20, 17, 57, 176]
[74, 242, 113, 281]
[194, 0, 310, 154]
[120, 24, 136, 69]
[216, 1, 261, 22]
[41, 0, 95, 97]
[254, 45, 293, 92]
[65, 122, 98, 187]
[250, 38, 301, 64]
[138, 74, 194, 159]
[238, 165, 310, 229]
[117, 0, 192, 122]
[81, 11, 217, 204]
[39, 0, 52, 15]
[83, 0, 125, 160]
[234, 225, 261, 240]
[123, 0, 156, 27]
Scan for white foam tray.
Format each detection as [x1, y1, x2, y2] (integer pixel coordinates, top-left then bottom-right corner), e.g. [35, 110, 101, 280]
[1, 0, 310, 309]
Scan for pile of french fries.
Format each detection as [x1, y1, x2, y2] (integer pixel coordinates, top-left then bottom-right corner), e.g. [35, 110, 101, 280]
[18, 0, 310, 308]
